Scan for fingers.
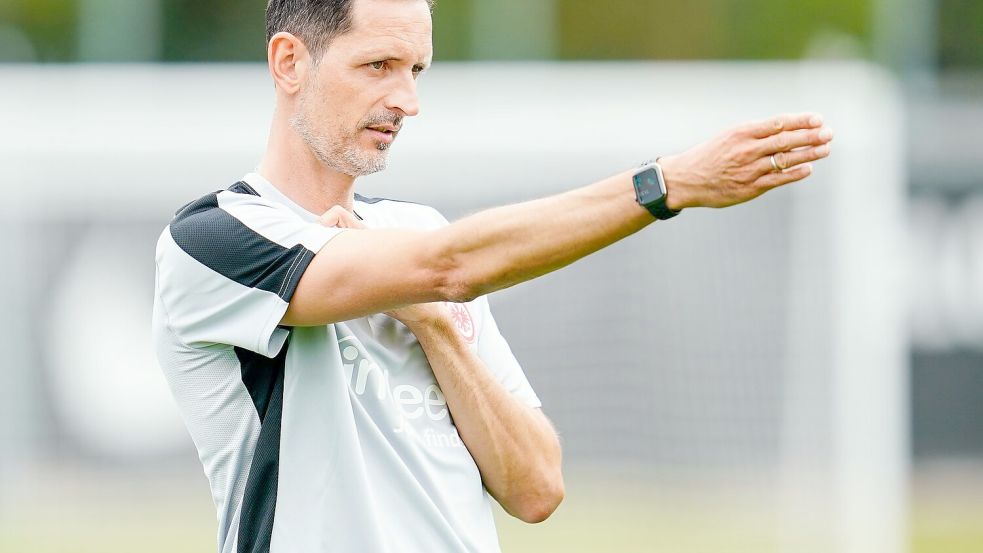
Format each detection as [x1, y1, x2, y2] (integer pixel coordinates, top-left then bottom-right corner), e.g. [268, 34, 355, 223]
[754, 163, 813, 190]
[756, 126, 833, 156]
[318, 205, 348, 227]
[318, 205, 364, 229]
[745, 112, 823, 139]
[756, 144, 831, 176]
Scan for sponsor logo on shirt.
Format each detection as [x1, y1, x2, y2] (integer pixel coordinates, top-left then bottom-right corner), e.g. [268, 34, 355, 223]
[339, 335, 462, 447]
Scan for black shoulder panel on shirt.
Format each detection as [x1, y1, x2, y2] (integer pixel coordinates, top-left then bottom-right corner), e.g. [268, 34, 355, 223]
[168, 191, 315, 302]
[354, 192, 422, 206]
[235, 342, 288, 553]
[229, 180, 260, 196]
[172, 190, 224, 218]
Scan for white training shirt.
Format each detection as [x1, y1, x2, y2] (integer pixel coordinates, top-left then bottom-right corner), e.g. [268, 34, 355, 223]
[152, 173, 541, 553]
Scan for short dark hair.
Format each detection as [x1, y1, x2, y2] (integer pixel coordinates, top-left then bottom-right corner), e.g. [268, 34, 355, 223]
[266, 0, 434, 61]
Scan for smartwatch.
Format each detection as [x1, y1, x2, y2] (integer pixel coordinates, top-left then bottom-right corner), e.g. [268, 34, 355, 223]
[632, 160, 680, 220]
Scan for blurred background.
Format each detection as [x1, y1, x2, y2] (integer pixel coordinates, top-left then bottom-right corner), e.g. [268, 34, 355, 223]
[1, 1, 981, 552]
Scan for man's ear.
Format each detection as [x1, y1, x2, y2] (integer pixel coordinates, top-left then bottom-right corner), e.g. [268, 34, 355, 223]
[268, 31, 311, 95]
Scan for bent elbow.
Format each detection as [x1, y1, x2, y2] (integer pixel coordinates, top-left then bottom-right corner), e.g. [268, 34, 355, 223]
[511, 476, 565, 524]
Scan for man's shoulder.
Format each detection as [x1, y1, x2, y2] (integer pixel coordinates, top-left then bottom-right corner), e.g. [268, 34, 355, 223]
[168, 180, 298, 236]
[170, 180, 267, 224]
[353, 192, 422, 207]
[159, 180, 301, 263]
[354, 193, 449, 228]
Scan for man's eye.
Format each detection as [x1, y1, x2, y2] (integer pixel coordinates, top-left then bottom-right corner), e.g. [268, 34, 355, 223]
[369, 61, 386, 70]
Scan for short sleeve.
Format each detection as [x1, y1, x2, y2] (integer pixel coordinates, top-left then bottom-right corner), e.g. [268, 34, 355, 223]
[474, 296, 542, 409]
[155, 189, 344, 357]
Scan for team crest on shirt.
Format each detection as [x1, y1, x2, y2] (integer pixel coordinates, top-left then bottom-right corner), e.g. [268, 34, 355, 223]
[447, 303, 475, 343]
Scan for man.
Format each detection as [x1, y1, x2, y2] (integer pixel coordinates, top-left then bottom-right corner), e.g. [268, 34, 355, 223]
[152, 0, 833, 551]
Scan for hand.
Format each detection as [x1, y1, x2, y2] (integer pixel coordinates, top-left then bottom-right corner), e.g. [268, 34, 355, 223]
[317, 205, 447, 326]
[658, 112, 833, 210]
[317, 204, 364, 230]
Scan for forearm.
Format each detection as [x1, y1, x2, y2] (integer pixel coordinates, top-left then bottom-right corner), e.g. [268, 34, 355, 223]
[285, 170, 653, 326]
[432, 169, 653, 301]
[406, 315, 564, 523]
[286, 112, 831, 327]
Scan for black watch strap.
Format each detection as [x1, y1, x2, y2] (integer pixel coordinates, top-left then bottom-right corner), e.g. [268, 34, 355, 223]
[644, 196, 680, 220]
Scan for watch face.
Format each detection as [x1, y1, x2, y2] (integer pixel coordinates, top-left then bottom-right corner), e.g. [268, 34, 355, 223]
[633, 167, 664, 205]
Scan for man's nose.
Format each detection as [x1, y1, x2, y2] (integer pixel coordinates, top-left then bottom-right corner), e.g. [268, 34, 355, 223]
[384, 72, 420, 117]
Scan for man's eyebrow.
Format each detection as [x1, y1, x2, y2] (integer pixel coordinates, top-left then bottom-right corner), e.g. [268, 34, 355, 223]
[354, 48, 430, 66]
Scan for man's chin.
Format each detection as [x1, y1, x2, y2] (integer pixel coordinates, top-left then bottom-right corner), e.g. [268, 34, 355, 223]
[345, 152, 389, 177]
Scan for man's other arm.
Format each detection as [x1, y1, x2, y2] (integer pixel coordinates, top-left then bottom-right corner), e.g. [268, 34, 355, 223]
[282, 113, 833, 327]
[399, 306, 563, 523]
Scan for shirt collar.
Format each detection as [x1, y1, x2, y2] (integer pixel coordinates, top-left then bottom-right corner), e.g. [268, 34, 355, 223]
[241, 172, 321, 223]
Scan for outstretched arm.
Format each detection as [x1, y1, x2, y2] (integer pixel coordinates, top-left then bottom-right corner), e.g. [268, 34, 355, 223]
[282, 113, 832, 327]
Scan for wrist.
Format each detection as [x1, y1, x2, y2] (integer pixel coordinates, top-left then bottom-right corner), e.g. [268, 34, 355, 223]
[656, 155, 692, 211]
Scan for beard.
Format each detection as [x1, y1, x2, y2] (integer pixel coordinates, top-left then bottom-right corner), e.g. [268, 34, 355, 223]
[289, 84, 402, 178]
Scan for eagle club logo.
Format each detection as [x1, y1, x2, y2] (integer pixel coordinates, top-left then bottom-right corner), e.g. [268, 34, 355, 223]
[448, 303, 475, 343]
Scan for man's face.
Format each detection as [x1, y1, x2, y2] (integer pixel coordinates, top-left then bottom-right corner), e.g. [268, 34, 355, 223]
[290, 0, 433, 177]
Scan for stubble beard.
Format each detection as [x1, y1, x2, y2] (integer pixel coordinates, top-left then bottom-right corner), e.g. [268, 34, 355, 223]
[289, 87, 392, 178]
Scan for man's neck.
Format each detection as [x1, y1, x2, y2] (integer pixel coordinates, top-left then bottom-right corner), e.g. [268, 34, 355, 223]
[258, 114, 357, 215]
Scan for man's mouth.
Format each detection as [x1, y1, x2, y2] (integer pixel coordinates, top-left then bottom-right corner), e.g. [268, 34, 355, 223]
[364, 125, 399, 144]
[367, 123, 400, 133]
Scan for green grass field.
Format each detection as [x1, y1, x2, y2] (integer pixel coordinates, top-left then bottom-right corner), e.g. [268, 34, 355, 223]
[2, 467, 981, 553]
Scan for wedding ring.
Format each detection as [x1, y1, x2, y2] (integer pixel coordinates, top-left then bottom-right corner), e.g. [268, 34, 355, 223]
[770, 154, 783, 172]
